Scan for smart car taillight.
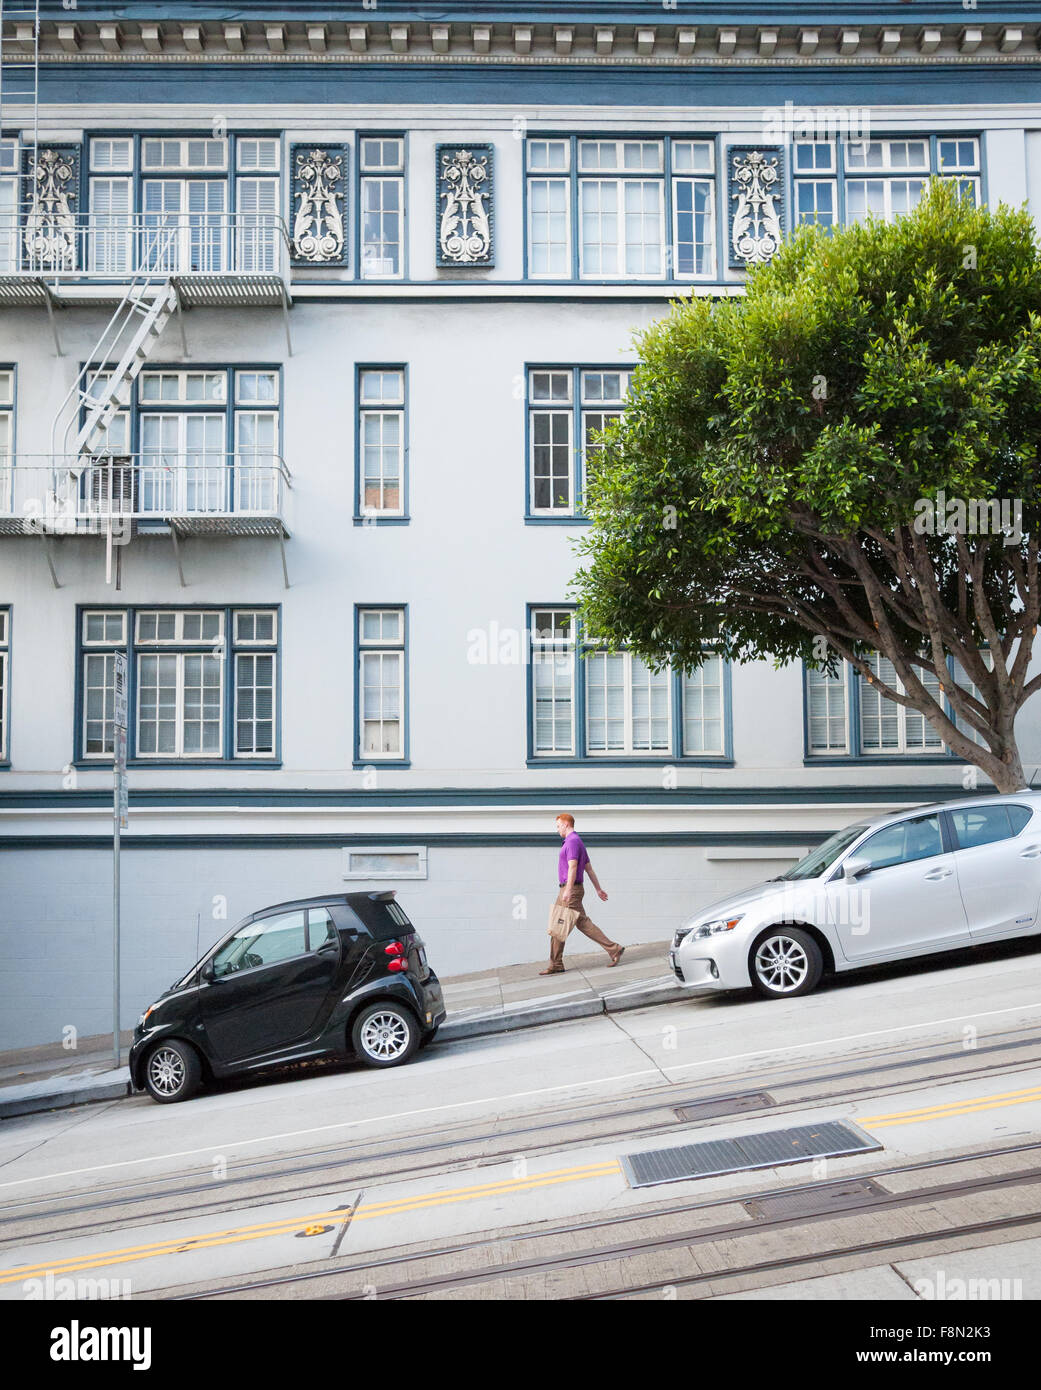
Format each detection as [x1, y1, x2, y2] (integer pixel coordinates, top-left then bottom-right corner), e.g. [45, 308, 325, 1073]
[384, 941, 404, 956]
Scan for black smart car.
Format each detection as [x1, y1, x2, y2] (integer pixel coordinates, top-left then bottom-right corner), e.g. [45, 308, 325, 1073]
[129, 891, 446, 1103]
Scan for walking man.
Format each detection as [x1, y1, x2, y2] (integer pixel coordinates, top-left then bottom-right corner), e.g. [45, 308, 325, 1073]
[541, 813, 624, 975]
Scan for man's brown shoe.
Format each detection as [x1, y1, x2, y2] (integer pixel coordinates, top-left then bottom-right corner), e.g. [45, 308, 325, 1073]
[608, 946, 625, 967]
[539, 966, 565, 975]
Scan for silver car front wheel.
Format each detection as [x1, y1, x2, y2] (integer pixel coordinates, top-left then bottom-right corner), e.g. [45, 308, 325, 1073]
[751, 928, 823, 999]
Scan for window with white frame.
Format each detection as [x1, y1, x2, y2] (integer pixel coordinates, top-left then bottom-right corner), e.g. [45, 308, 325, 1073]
[529, 608, 727, 760]
[530, 609, 575, 755]
[671, 141, 716, 276]
[360, 137, 404, 279]
[805, 664, 850, 753]
[860, 653, 943, 753]
[793, 141, 837, 228]
[845, 138, 929, 224]
[0, 139, 17, 273]
[806, 653, 950, 756]
[579, 370, 629, 501]
[358, 368, 405, 516]
[529, 370, 573, 514]
[236, 138, 280, 273]
[79, 607, 278, 761]
[579, 140, 665, 278]
[682, 657, 725, 755]
[139, 137, 229, 273]
[528, 367, 631, 516]
[585, 649, 671, 754]
[526, 137, 717, 281]
[936, 137, 982, 205]
[134, 368, 278, 516]
[0, 369, 12, 508]
[358, 608, 406, 759]
[0, 607, 8, 761]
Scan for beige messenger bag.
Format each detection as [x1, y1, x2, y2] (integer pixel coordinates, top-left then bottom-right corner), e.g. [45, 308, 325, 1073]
[547, 901, 580, 943]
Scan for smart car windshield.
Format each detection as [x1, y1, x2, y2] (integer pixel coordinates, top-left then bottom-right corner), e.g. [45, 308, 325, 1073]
[780, 824, 868, 880]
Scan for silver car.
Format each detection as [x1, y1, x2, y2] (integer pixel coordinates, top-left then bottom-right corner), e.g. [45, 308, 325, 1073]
[670, 791, 1041, 1000]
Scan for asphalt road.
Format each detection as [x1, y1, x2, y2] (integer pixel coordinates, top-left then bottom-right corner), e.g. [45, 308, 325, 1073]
[3, 938, 1041, 1300]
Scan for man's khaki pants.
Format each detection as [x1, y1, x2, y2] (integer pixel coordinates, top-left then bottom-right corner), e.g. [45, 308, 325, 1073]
[548, 883, 618, 966]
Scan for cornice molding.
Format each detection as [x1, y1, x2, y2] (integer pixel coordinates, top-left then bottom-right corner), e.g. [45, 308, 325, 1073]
[10, 21, 1041, 66]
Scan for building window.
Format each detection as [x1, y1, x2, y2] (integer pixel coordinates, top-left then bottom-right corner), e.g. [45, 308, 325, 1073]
[0, 139, 17, 273]
[682, 657, 725, 755]
[359, 137, 404, 279]
[0, 368, 12, 512]
[806, 653, 963, 758]
[526, 136, 717, 281]
[792, 141, 837, 227]
[342, 845, 428, 880]
[795, 136, 980, 230]
[527, 366, 632, 518]
[357, 368, 406, 518]
[529, 607, 728, 761]
[586, 649, 671, 754]
[530, 608, 576, 755]
[357, 607, 407, 762]
[93, 366, 281, 517]
[0, 607, 8, 762]
[78, 607, 278, 763]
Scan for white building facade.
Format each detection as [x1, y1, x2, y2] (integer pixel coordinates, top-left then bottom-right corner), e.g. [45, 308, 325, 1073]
[1, 3, 1040, 1046]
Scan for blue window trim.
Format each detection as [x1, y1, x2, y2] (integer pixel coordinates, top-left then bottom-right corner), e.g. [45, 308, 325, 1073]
[353, 362, 410, 525]
[802, 656, 972, 764]
[355, 130, 408, 284]
[0, 604, 10, 769]
[524, 362, 637, 524]
[73, 602, 283, 768]
[525, 603, 734, 766]
[353, 602, 410, 769]
[523, 131, 722, 287]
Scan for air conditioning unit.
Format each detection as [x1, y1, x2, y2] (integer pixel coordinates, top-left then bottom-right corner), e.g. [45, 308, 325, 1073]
[85, 454, 136, 516]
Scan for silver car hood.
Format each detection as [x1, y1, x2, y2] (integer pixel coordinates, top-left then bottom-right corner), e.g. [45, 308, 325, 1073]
[680, 876, 820, 931]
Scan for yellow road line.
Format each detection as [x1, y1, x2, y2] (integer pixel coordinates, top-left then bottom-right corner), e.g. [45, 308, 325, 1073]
[0, 1159, 621, 1286]
[861, 1084, 1041, 1128]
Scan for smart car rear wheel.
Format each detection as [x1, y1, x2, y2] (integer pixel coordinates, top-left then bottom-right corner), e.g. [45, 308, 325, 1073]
[352, 1003, 419, 1068]
[750, 928, 823, 999]
[144, 1039, 201, 1103]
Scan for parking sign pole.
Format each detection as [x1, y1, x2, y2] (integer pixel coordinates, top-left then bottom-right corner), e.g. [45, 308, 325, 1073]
[113, 652, 128, 1070]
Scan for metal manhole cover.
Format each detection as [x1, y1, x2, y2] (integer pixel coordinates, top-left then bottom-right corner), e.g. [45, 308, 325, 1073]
[621, 1120, 882, 1189]
[673, 1091, 774, 1123]
[744, 1177, 888, 1220]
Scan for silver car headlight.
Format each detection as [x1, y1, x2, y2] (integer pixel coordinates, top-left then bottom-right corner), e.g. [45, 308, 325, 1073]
[693, 914, 744, 940]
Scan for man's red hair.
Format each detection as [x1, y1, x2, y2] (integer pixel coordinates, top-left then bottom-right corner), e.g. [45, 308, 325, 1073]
[556, 813, 575, 828]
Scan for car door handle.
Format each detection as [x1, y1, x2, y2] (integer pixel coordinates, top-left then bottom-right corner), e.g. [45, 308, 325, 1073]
[924, 867, 954, 880]
[1020, 845, 1041, 859]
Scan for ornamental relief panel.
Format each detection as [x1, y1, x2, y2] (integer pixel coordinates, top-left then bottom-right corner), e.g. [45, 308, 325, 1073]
[291, 144, 348, 266]
[436, 145, 494, 267]
[22, 146, 79, 271]
[728, 147, 785, 269]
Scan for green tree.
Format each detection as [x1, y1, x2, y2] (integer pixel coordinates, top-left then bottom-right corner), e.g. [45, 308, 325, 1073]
[574, 182, 1041, 792]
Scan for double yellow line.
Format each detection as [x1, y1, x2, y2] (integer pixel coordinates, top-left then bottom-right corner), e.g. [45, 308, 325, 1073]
[0, 1159, 621, 1286]
[861, 1083, 1041, 1129]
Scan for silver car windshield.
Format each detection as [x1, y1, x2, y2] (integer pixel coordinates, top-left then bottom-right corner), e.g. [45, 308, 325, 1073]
[781, 824, 869, 881]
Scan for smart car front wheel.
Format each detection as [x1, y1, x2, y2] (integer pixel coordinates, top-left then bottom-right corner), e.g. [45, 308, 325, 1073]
[750, 927, 823, 999]
[144, 1039, 202, 1103]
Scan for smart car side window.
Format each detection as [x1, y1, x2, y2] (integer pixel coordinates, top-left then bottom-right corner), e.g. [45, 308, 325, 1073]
[858, 814, 943, 872]
[307, 908, 338, 951]
[212, 910, 308, 976]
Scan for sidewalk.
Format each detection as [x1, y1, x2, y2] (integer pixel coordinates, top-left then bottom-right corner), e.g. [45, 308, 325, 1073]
[0, 940, 684, 1119]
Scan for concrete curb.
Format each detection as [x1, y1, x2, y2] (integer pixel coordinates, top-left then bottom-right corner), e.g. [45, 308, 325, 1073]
[0, 1074, 130, 1119]
[0, 980, 687, 1117]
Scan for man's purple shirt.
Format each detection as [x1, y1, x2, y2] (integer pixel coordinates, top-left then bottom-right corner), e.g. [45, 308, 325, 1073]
[559, 830, 590, 885]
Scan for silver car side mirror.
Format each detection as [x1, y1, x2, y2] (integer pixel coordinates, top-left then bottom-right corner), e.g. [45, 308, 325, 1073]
[843, 855, 871, 881]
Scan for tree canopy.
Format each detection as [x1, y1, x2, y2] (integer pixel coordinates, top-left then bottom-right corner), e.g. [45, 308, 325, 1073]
[573, 181, 1041, 791]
